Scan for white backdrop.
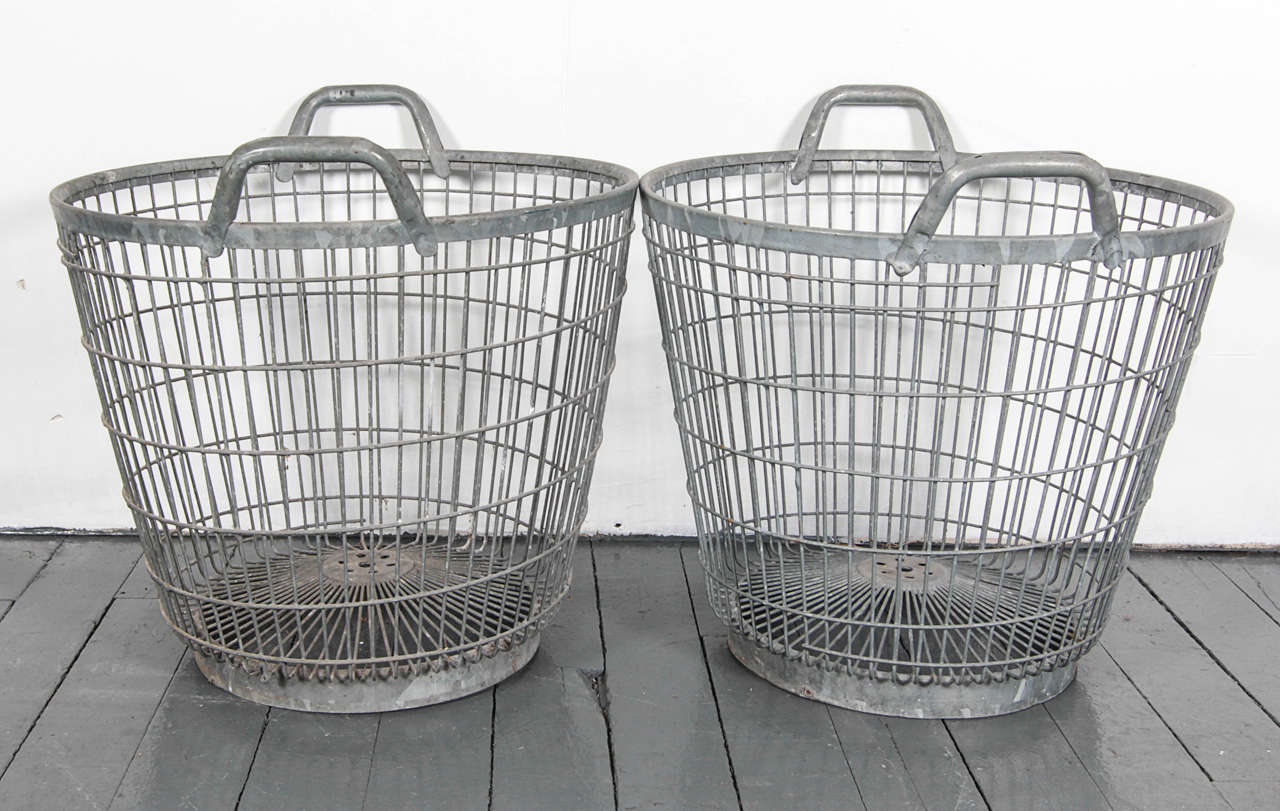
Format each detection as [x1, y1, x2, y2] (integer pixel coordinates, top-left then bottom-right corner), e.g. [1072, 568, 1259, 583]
[2, 0, 1276, 546]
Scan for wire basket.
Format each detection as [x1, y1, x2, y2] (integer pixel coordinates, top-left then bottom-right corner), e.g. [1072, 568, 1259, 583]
[52, 85, 637, 712]
[640, 85, 1232, 718]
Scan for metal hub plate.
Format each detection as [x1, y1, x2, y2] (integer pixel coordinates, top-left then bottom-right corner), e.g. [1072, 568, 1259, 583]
[855, 555, 950, 594]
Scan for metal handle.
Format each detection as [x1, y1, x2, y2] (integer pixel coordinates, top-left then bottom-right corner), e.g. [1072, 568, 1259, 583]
[201, 136, 437, 258]
[276, 84, 451, 181]
[788, 85, 957, 184]
[886, 151, 1126, 276]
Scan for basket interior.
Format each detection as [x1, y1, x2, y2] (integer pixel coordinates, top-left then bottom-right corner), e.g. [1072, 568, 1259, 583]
[65, 154, 628, 225]
[651, 156, 1221, 237]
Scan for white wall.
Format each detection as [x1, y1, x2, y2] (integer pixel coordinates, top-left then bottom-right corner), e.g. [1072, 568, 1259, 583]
[2, 0, 1276, 546]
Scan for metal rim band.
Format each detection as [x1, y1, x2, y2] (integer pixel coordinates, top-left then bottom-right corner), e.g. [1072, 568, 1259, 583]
[193, 634, 539, 713]
[640, 148, 1233, 266]
[727, 631, 1077, 719]
[50, 149, 638, 250]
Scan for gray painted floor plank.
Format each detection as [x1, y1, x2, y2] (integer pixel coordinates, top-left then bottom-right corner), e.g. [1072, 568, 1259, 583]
[596, 542, 738, 810]
[0, 541, 140, 771]
[1130, 554, 1280, 722]
[362, 689, 493, 810]
[1103, 573, 1280, 781]
[3, 541, 1278, 808]
[680, 544, 726, 637]
[0, 539, 59, 599]
[947, 706, 1109, 810]
[1045, 646, 1227, 810]
[237, 711, 378, 811]
[0, 598, 185, 811]
[684, 547, 982, 810]
[538, 542, 605, 670]
[491, 545, 612, 811]
[1214, 781, 1280, 809]
[110, 654, 269, 810]
[832, 712, 985, 810]
[491, 656, 613, 811]
[1216, 556, 1280, 626]
[115, 555, 156, 600]
[705, 641, 864, 811]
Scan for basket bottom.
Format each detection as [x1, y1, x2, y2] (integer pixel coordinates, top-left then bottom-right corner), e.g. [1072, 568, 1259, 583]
[194, 633, 538, 712]
[170, 537, 547, 705]
[727, 631, 1075, 718]
[720, 550, 1090, 717]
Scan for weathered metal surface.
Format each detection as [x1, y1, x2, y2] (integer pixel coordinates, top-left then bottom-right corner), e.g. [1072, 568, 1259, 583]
[789, 84, 958, 182]
[280, 84, 452, 180]
[888, 151, 1127, 273]
[641, 83, 1232, 718]
[728, 631, 1076, 719]
[193, 634, 538, 713]
[49, 84, 637, 712]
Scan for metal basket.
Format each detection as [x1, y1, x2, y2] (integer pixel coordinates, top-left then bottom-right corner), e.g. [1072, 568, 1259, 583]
[51, 85, 637, 712]
[640, 85, 1232, 718]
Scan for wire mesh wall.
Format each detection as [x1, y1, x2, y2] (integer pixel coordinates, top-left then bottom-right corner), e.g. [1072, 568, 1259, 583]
[52, 86, 637, 711]
[641, 85, 1232, 717]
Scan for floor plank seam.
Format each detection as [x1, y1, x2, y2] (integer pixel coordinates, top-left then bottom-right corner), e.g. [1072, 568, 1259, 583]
[108, 638, 190, 807]
[678, 546, 744, 811]
[357, 714, 381, 811]
[1097, 643, 1216, 785]
[1128, 566, 1280, 731]
[1, 539, 63, 611]
[1041, 703, 1118, 809]
[587, 540, 620, 811]
[486, 686, 497, 811]
[823, 707, 871, 811]
[0, 556, 131, 781]
[941, 720, 993, 810]
[233, 706, 273, 810]
[1211, 560, 1280, 631]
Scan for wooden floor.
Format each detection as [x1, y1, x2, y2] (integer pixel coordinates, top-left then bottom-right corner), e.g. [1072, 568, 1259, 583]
[0, 538, 1277, 810]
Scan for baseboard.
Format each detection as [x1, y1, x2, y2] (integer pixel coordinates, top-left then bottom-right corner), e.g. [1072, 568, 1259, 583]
[0, 527, 1274, 553]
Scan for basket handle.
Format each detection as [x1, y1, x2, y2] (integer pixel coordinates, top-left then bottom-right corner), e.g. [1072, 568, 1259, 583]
[275, 84, 451, 181]
[886, 151, 1126, 276]
[788, 85, 957, 184]
[201, 136, 437, 258]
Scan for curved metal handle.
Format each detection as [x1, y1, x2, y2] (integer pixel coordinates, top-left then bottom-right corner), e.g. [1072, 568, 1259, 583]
[201, 136, 437, 258]
[887, 151, 1126, 276]
[788, 85, 957, 184]
[276, 84, 451, 181]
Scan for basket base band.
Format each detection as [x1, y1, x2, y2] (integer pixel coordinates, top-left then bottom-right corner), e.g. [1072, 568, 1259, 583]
[193, 634, 539, 713]
[726, 631, 1075, 719]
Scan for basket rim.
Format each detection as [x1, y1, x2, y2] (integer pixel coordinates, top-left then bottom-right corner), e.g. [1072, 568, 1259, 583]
[640, 148, 1233, 266]
[50, 148, 639, 251]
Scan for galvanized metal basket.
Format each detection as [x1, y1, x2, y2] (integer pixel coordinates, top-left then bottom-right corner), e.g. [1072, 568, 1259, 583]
[640, 85, 1232, 717]
[52, 85, 637, 712]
